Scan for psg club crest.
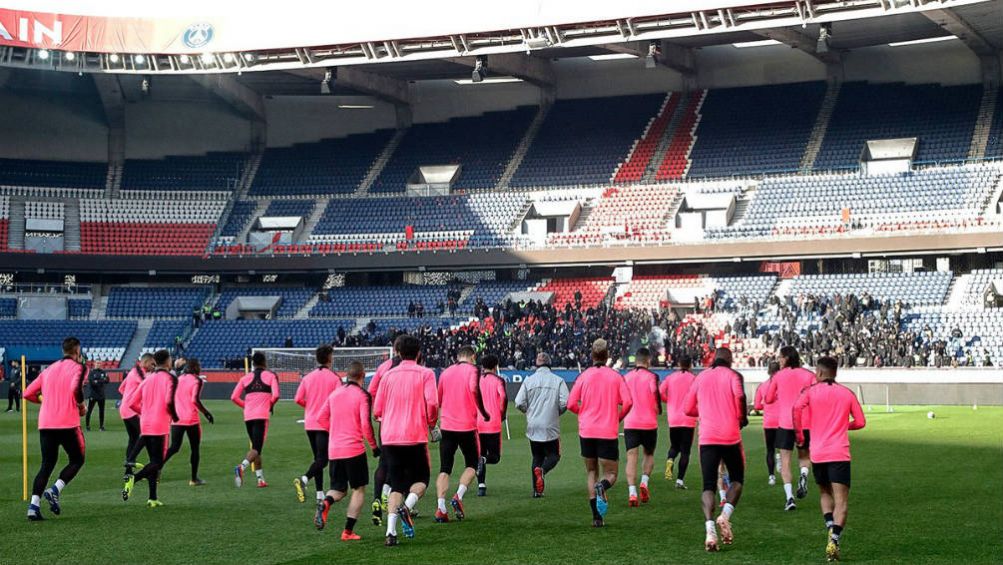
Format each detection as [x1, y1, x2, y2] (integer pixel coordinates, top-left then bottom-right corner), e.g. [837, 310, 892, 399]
[183, 23, 214, 49]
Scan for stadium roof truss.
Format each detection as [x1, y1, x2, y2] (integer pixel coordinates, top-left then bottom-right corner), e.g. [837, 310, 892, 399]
[0, 0, 993, 76]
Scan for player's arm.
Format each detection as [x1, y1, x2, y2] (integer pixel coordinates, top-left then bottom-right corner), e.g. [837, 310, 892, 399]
[318, 397, 332, 436]
[652, 374, 663, 415]
[566, 378, 582, 414]
[683, 382, 699, 418]
[617, 378, 633, 421]
[195, 378, 214, 423]
[294, 378, 308, 408]
[734, 371, 748, 429]
[753, 384, 765, 411]
[557, 380, 569, 414]
[498, 377, 508, 422]
[372, 385, 385, 421]
[423, 372, 439, 427]
[514, 380, 528, 413]
[118, 373, 129, 396]
[793, 390, 810, 445]
[269, 372, 280, 406]
[23, 373, 43, 404]
[848, 394, 866, 431]
[763, 376, 778, 404]
[168, 375, 180, 422]
[128, 378, 145, 414]
[474, 376, 490, 421]
[360, 395, 378, 452]
[230, 377, 245, 408]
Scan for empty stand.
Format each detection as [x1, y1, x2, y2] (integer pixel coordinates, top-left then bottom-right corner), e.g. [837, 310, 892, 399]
[142, 319, 191, 352]
[654, 91, 705, 180]
[185, 319, 355, 363]
[216, 286, 316, 318]
[549, 184, 677, 246]
[0, 158, 106, 190]
[537, 277, 611, 309]
[310, 285, 457, 317]
[121, 152, 246, 191]
[786, 271, 952, 307]
[106, 286, 210, 318]
[79, 198, 225, 255]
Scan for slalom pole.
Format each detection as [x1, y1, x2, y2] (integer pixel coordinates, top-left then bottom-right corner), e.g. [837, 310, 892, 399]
[504, 418, 511, 441]
[21, 355, 28, 501]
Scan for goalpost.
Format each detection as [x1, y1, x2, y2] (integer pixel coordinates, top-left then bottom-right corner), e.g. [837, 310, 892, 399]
[251, 346, 392, 400]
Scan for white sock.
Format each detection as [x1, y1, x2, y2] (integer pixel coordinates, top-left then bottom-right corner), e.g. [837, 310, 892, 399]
[255, 469, 264, 480]
[30, 495, 41, 507]
[404, 492, 419, 511]
[300, 475, 309, 486]
[722, 503, 735, 520]
[241, 459, 250, 469]
[676, 479, 684, 486]
[719, 489, 727, 501]
[54, 479, 66, 494]
[381, 484, 392, 497]
[784, 483, 793, 499]
[629, 485, 638, 496]
[800, 466, 809, 477]
[316, 491, 324, 501]
[437, 497, 447, 513]
[641, 474, 650, 487]
[705, 519, 716, 534]
[386, 512, 398, 536]
[456, 484, 467, 500]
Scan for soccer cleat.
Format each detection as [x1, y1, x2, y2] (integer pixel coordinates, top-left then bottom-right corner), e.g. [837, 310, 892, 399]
[785, 498, 797, 512]
[189, 478, 207, 487]
[371, 499, 383, 526]
[381, 492, 389, 513]
[533, 467, 545, 495]
[146, 499, 163, 509]
[797, 472, 809, 499]
[592, 517, 605, 528]
[257, 479, 269, 488]
[768, 474, 776, 486]
[27, 505, 44, 521]
[293, 477, 306, 503]
[341, 530, 362, 541]
[385, 534, 398, 547]
[44, 487, 62, 515]
[675, 481, 688, 490]
[716, 515, 734, 545]
[234, 465, 244, 488]
[664, 459, 674, 481]
[434, 509, 450, 523]
[639, 483, 650, 503]
[532, 491, 544, 498]
[477, 486, 487, 497]
[314, 501, 329, 530]
[705, 529, 720, 552]
[594, 483, 608, 517]
[826, 538, 841, 562]
[398, 506, 415, 538]
[628, 494, 640, 507]
[450, 495, 465, 521]
[122, 475, 135, 501]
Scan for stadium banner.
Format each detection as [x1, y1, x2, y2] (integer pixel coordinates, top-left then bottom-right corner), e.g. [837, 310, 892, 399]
[0, 1, 786, 54]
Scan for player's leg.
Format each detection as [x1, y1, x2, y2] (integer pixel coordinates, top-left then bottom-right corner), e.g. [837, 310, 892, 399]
[435, 431, 458, 522]
[829, 480, 849, 560]
[187, 425, 203, 484]
[372, 454, 389, 525]
[86, 398, 96, 430]
[777, 428, 797, 509]
[164, 424, 185, 465]
[318, 458, 349, 531]
[625, 430, 640, 506]
[715, 443, 745, 545]
[399, 445, 429, 539]
[796, 430, 812, 499]
[666, 427, 680, 480]
[477, 433, 500, 494]
[584, 454, 602, 525]
[764, 428, 777, 485]
[450, 432, 478, 520]
[123, 416, 143, 476]
[383, 447, 405, 544]
[541, 439, 561, 473]
[639, 431, 656, 503]
[28, 430, 60, 520]
[530, 440, 545, 495]
[341, 454, 369, 540]
[97, 398, 106, 430]
[676, 427, 694, 489]
[134, 435, 166, 505]
[699, 446, 722, 551]
[717, 461, 729, 505]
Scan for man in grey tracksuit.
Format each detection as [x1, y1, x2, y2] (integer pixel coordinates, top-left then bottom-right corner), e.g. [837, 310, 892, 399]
[515, 353, 569, 498]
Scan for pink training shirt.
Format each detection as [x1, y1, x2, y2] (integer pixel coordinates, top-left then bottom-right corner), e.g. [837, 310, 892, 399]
[764, 367, 815, 429]
[295, 367, 342, 431]
[437, 362, 480, 432]
[477, 373, 507, 434]
[24, 358, 87, 430]
[321, 382, 378, 460]
[118, 366, 145, 419]
[659, 370, 698, 428]
[754, 380, 780, 429]
[367, 358, 395, 397]
[684, 366, 745, 446]
[568, 366, 633, 440]
[231, 369, 280, 421]
[373, 360, 438, 446]
[623, 368, 660, 430]
[174, 373, 205, 426]
[793, 381, 866, 463]
[128, 369, 177, 436]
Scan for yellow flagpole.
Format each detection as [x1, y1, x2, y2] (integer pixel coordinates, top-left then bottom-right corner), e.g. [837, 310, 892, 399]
[21, 355, 28, 501]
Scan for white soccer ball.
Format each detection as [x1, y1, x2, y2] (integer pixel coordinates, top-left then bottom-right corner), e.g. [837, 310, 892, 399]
[927, 411, 936, 419]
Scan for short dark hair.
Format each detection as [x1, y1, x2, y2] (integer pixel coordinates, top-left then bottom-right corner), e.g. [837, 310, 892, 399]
[394, 334, 421, 361]
[679, 356, 692, 371]
[591, 339, 609, 365]
[456, 345, 476, 361]
[346, 360, 365, 380]
[153, 349, 171, 367]
[316, 344, 334, 365]
[62, 336, 81, 355]
[140, 353, 154, 362]
[779, 346, 802, 368]
[635, 347, 651, 365]
[252, 351, 267, 368]
[713, 347, 733, 367]
[767, 361, 781, 376]
[186, 358, 201, 375]
[480, 354, 499, 371]
[816, 356, 838, 379]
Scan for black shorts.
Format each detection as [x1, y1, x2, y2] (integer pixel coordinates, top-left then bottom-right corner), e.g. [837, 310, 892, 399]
[669, 426, 695, 454]
[813, 461, 851, 488]
[624, 428, 658, 454]
[580, 437, 619, 461]
[699, 443, 745, 492]
[439, 430, 480, 474]
[329, 453, 370, 492]
[245, 419, 268, 453]
[383, 444, 431, 494]
[776, 428, 811, 451]
[307, 430, 329, 462]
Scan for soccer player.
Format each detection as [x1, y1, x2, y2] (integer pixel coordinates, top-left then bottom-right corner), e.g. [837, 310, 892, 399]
[294, 345, 342, 505]
[475, 354, 507, 497]
[793, 356, 866, 562]
[368, 354, 399, 525]
[623, 347, 661, 507]
[764, 346, 816, 511]
[314, 361, 380, 541]
[24, 337, 88, 521]
[754, 361, 781, 486]
[435, 346, 490, 522]
[567, 339, 633, 527]
[660, 356, 697, 489]
[122, 349, 178, 508]
[372, 335, 438, 547]
[514, 352, 569, 497]
[231, 351, 280, 488]
[683, 347, 748, 551]
[119, 353, 154, 477]
[163, 358, 214, 486]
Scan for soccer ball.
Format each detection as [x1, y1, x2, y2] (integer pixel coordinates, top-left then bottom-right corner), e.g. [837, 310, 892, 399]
[927, 411, 936, 419]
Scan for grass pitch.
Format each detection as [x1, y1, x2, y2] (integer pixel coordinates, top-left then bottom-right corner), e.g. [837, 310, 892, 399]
[1, 402, 1000, 564]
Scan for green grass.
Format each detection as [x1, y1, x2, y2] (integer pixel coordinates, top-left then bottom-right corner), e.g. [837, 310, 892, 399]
[2, 402, 1001, 564]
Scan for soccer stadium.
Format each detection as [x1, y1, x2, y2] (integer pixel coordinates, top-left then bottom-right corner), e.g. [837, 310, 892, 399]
[1, 1, 1002, 563]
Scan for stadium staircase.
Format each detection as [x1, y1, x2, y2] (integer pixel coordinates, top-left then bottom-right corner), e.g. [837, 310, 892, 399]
[800, 80, 842, 171]
[968, 82, 999, 160]
[294, 294, 321, 319]
[497, 103, 551, 190]
[984, 170, 1003, 218]
[105, 162, 123, 198]
[235, 200, 269, 243]
[728, 184, 758, 225]
[121, 319, 154, 365]
[773, 277, 795, 300]
[653, 90, 706, 180]
[298, 197, 331, 243]
[89, 294, 108, 320]
[7, 196, 24, 250]
[62, 198, 81, 251]
[641, 92, 690, 183]
[610, 93, 674, 184]
[356, 128, 407, 195]
[568, 200, 596, 232]
[946, 273, 972, 310]
[236, 152, 263, 199]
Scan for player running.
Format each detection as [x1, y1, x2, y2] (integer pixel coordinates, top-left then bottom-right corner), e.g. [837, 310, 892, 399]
[163, 358, 213, 486]
[660, 357, 697, 489]
[623, 347, 661, 507]
[24, 337, 88, 521]
[514, 352, 569, 497]
[368, 354, 399, 526]
[372, 335, 438, 547]
[119, 353, 154, 477]
[294, 345, 343, 505]
[793, 356, 866, 562]
[754, 361, 781, 486]
[122, 349, 178, 508]
[475, 354, 506, 497]
[313, 361, 380, 541]
[568, 339, 633, 527]
[231, 351, 280, 488]
[764, 346, 816, 511]
[683, 347, 748, 551]
[435, 346, 490, 522]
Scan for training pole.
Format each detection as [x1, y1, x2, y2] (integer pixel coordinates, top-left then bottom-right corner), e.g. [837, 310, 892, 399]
[504, 418, 511, 441]
[21, 355, 28, 501]
[245, 357, 255, 472]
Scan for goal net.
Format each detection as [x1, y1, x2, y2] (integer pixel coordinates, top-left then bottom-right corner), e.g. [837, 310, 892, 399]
[252, 346, 393, 400]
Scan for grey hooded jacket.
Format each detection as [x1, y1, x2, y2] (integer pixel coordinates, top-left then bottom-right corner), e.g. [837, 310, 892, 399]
[515, 366, 569, 442]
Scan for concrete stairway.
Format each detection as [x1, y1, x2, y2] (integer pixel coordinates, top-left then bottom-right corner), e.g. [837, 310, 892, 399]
[968, 83, 999, 160]
[298, 197, 331, 243]
[7, 197, 24, 250]
[643, 92, 691, 183]
[62, 198, 81, 251]
[496, 103, 551, 190]
[121, 319, 154, 363]
[800, 80, 842, 171]
[235, 200, 269, 243]
[357, 129, 408, 195]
